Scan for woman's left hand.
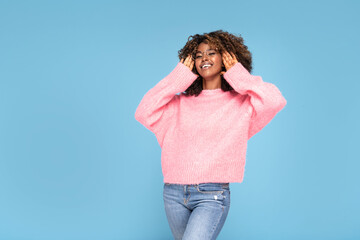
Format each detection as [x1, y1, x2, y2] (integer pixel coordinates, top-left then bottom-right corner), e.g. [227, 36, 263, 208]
[221, 51, 238, 75]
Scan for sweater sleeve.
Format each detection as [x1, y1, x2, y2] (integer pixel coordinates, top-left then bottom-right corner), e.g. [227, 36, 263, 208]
[223, 62, 287, 140]
[135, 62, 198, 145]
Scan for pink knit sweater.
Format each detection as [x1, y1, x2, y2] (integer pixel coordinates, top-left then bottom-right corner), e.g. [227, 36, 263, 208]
[135, 62, 287, 184]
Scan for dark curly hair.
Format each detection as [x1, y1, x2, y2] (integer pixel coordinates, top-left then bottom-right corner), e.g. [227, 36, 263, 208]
[178, 30, 253, 97]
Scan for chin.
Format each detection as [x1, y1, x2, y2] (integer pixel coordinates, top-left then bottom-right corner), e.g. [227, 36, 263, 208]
[200, 74, 220, 81]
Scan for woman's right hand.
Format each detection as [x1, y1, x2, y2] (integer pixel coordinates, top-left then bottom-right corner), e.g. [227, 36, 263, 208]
[180, 55, 195, 72]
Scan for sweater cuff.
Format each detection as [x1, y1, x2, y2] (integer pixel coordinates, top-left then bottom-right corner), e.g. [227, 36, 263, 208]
[224, 62, 254, 84]
[167, 62, 199, 91]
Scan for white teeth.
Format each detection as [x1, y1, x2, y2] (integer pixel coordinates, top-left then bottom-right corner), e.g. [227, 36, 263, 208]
[202, 64, 212, 69]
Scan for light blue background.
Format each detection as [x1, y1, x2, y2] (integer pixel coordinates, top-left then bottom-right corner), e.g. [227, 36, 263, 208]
[1, 0, 359, 239]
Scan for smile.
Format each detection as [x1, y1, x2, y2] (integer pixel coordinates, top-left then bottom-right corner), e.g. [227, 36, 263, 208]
[202, 64, 212, 69]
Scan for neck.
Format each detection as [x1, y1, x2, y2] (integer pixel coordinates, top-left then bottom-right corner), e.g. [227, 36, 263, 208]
[202, 75, 221, 90]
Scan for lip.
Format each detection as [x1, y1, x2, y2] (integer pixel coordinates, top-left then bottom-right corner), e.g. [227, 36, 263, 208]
[202, 65, 212, 70]
[200, 61, 213, 69]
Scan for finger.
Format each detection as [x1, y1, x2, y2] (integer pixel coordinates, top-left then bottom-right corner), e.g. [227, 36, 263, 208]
[180, 58, 184, 63]
[185, 57, 191, 67]
[220, 71, 226, 75]
[230, 52, 238, 61]
[227, 52, 234, 61]
[224, 51, 231, 61]
[223, 54, 230, 66]
[222, 51, 229, 59]
[222, 52, 229, 63]
[222, 55, 226, 64]
[183, 56, 188, 66]
[185, 54, 191, 64]
[188, 58, 192, 68]
[225, 52, 235, 65]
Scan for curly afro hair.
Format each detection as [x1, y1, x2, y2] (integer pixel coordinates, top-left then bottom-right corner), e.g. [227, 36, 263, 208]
[178, 30, 253, 97]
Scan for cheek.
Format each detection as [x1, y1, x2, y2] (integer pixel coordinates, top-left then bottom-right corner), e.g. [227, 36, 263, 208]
[216, 57, 223, 66]
[195, 64, 201, 72]
[214, 60, 223, 70]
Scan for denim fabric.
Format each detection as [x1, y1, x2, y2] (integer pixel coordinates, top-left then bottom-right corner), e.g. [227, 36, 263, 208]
[163, 182, 230, 240]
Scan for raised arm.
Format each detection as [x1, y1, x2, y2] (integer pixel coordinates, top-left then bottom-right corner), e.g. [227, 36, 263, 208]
[222, 51, 287, 140]
[135, 56, 198, 145]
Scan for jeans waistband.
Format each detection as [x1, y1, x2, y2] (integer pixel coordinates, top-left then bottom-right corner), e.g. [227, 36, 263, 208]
[164, 182, 229, 188]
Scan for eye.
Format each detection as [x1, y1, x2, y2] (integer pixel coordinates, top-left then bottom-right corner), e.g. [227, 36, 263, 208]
[208, 50, 217, 55]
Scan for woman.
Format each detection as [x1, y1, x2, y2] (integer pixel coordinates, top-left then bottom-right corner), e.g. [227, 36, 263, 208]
[135, 30, 287, 239]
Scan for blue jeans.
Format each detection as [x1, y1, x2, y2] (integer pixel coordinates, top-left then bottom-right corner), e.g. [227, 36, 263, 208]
[163, 182, 231, 240]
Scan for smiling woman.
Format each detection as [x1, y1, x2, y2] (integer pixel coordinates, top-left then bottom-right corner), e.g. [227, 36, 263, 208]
[193, 44, 224, 89]
[135, 29, 287, 239]
[178, 30, 253, 97]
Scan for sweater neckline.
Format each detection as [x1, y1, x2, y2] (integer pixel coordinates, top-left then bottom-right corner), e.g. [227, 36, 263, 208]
[200, 88, 223, 95]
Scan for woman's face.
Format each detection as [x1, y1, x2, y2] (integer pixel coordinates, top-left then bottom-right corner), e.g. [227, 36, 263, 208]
[194, 42, 223, 80]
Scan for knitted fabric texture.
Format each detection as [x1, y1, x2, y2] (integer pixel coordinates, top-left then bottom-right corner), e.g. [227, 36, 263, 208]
[135, 62, 287, 184]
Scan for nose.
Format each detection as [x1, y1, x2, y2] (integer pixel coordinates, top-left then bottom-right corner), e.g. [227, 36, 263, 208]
[201, 54, 209, 61]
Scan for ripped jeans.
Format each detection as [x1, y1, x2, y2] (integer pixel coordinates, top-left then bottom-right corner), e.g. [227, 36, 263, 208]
[163, 182, 230, 240]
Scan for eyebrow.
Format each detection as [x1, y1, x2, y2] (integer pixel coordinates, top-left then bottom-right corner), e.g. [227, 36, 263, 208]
[195, 49, 215, 53]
